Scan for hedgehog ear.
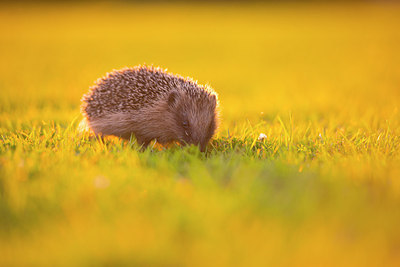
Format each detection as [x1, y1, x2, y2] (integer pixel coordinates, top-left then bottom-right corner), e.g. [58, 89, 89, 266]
[168, 91, 179, 108]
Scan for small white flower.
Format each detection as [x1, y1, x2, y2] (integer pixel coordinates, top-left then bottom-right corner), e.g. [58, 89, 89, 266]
[258, 133, 267, 141]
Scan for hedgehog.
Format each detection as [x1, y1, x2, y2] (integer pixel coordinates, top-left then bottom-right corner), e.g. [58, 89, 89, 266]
[80, 65, 219, 152]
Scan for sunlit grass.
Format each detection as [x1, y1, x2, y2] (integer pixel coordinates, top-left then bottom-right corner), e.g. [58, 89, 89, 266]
[1, 2, 400, 266]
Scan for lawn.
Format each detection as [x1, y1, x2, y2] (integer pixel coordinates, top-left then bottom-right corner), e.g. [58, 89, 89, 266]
[1, 2, 400, 266]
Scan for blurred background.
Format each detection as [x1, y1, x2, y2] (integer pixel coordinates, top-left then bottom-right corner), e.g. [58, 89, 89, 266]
[1, 1, 400, 266]
[1, 0, 399, 126]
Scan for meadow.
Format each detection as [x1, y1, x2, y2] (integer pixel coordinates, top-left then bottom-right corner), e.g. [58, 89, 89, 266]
[1, 2, 400, 266]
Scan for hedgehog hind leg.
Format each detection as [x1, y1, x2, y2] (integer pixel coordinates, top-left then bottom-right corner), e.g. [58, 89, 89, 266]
[86, 113, 154, 150]
[120, 133, 150, 151]
[87, 113, 133, 137]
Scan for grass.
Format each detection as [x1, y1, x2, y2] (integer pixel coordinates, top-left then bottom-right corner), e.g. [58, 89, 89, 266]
[1, 2, 400, 266]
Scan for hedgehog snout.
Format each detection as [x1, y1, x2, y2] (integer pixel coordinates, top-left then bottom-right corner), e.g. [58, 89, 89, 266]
[177, 128, 208, 152]
[190, 131, 210, 152]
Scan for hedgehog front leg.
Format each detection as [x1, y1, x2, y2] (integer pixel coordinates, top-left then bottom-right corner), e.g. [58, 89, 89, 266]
[119, 133, 149, 150]
[136, 136, 152, 151]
